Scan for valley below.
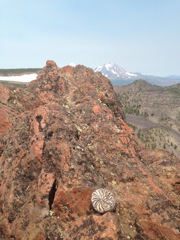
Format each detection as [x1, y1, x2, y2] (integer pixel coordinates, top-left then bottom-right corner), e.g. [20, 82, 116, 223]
[126, 113, 180, 158]
[114, 80, 180, 158]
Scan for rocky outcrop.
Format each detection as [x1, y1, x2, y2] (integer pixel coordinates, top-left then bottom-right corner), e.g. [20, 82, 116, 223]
[0, 61, 179, 239]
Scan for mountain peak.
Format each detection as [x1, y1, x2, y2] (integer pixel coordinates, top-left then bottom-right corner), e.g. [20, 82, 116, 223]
[94, 62, 137, 81]
[94, 63, 180, 86]
[104, 62, 116, 69]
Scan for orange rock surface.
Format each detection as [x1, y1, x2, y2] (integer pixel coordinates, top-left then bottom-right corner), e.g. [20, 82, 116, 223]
[0, 60, 179, 239]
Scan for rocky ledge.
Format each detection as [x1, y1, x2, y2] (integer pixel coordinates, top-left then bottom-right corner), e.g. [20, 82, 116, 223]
[0, 60, 179, 239]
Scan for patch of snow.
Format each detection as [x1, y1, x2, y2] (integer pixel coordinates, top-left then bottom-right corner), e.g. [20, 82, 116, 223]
[69, 62, 76, 67]
[112, 69, 117, 75]
[126, 72, 137, 77]
[105, 63, 113, 70]
[0, 73, 38, 82]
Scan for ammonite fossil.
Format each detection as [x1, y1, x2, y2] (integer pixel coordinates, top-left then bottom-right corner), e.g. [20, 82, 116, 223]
[91, 188, 116, 213]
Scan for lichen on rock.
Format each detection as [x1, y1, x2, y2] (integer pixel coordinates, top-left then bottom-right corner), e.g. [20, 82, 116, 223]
[0, 60, 179, 240]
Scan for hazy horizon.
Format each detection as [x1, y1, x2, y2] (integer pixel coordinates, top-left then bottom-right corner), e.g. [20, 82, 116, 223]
[1, 0, 180, 77]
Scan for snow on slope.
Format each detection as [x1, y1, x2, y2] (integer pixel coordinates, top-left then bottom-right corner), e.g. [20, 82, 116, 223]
[94, 62, 180, 86]
[94, 62, 138, 80]
[0, 73, 38, 82]
[69, 62, 76, 67]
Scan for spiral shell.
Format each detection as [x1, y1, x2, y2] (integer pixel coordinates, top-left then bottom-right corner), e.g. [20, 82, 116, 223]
[91, 188, 116, 213]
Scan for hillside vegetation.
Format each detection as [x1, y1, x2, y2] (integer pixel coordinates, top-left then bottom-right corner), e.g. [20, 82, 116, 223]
[114, 80, 180, 157]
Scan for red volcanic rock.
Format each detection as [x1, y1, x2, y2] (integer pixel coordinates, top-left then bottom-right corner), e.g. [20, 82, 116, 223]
[0, 85, 11, 137]
[0, 61, 179, 239]
[0, 106, 11, 136]
[45, 60, 58, 68]
[0, 85, 10, 103]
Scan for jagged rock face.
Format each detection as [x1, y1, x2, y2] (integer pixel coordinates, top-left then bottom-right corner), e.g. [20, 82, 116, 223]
[0, 60, 179, 240]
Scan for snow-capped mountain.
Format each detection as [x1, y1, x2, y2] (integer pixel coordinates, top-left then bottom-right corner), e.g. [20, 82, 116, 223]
[94, 62, 180, 86]
[94, 62, 138, 81]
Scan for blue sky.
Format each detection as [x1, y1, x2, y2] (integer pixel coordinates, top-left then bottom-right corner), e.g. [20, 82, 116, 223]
[1, 0, 180, 76]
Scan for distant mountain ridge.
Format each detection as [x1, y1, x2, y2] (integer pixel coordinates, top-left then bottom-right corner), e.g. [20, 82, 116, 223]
[1, 64, 180, 86]
[94, 62, 180, 86]
[94, 62, 138, 80]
